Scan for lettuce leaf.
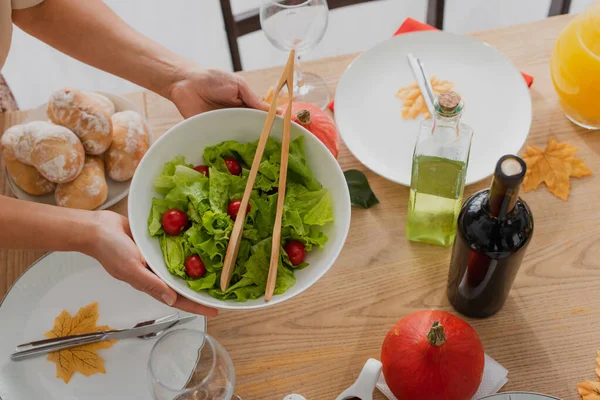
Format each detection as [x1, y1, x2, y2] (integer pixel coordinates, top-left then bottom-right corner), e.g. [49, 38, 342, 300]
[188, 272, 217, 291]
[153, 156, 192, 195]
[209, 167, 232, 213]
[285, 182, 334, 226]
[287, 136, 321, 191]
[159, 234, 189, 279]
[148, 198, 169, 236]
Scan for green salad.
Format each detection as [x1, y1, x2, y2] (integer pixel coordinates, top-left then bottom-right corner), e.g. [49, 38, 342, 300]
[147, 136, 334, 302]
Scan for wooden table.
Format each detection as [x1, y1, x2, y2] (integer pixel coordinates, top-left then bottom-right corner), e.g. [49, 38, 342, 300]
[1, 14, 598, 400]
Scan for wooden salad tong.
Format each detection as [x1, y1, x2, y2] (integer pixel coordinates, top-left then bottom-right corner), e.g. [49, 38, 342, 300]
[220, 49, 295, 301]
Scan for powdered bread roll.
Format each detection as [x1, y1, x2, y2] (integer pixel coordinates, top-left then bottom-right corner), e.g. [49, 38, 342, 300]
[84, 92, 116, 116]
[1, 121, 85, 183]
[47, 87, 113, 155]
[55, 156, 108, 210]
[106, 111, 149, 181]
[2, 144, 56, 195]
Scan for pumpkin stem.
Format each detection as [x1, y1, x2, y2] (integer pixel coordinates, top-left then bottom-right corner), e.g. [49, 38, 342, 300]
[296, 109, 311, 125]
[427, 321, 447, 346]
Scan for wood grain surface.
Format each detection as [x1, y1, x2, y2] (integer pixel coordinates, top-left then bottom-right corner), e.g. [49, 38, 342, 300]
[2, 14, 599, 400]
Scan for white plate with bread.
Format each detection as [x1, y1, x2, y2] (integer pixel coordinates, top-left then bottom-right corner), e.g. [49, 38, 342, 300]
[2, 89, 152, 210]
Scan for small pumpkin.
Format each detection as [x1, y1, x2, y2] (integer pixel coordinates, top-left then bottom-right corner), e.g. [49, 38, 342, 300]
[381, 310, 484, 400]
[282, 102, 339, 158]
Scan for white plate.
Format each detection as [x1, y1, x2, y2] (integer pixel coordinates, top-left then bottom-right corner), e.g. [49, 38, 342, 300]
[335, 31, 532, 186]
[5, 92, 153, 210]
[0, 252, 206, 400]
[479, 393, 560, 399]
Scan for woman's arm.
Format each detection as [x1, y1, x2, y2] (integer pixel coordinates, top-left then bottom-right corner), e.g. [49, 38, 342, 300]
[12, 0, 267, 117]
[0, 195, 93, 252]
[0, 195, 218, 317]
[12, 0, 184, 99]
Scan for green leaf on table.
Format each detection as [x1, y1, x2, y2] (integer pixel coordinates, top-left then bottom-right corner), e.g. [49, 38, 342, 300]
[344, 169, 379, 209]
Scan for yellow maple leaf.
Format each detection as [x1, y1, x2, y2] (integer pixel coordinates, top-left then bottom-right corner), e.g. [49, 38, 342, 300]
[578, 380, 600, 399]
[521, 138, 592, 201]
[596, 350, 600, 379]
[44, 302, 117, 383]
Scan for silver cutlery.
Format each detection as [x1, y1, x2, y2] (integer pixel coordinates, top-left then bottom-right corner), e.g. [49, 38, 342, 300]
[11, 314, 196, 361]
[133, 312, 179, 339]
[407, 53, 437, 117]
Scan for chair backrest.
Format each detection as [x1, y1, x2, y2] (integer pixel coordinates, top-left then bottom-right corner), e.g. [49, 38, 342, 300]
[221, 0, 573, 71]
[220, 0, 446, 71]
[548, 0, 571, 16]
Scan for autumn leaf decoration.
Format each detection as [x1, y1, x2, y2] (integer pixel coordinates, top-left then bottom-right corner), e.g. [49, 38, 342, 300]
[577, 350, 600, 399]
[521, 138, 592, 201]
[45, 302, 117, 383]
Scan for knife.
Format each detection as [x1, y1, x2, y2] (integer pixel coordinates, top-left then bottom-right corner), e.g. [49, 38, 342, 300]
[11, 315, 196, 361]
[407, 53, 437, 117]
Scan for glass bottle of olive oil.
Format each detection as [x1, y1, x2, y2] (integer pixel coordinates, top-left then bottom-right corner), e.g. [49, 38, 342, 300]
[406, 92, 473, 247]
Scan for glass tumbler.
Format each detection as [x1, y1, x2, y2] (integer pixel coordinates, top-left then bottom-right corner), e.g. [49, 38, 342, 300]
[148, 329, 237, 400]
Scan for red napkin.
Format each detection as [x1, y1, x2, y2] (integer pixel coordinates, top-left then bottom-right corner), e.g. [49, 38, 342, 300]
[328, 17, 533, 112]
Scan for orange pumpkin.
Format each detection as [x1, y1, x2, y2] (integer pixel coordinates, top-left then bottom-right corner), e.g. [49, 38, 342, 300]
[282, 102, 339, 158]
[381, 310, 485, 400]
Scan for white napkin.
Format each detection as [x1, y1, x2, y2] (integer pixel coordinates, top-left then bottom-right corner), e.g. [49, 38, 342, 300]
[376, 354, 508, 400]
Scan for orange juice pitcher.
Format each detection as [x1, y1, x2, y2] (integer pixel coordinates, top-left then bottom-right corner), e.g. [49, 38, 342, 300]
[551, 2, 600, 129]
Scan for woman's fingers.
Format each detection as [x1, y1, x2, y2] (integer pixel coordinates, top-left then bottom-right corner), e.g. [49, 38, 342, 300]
[238, 78, 270, 111]
[125, 262, 218, 317]
[171, 295, 219, 317]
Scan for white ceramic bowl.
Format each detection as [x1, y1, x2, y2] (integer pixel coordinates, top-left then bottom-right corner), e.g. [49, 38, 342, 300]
[129, 108, 351, 310]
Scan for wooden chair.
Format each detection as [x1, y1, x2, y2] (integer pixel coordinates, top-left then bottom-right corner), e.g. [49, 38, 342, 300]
[548, 0, 572, 16]
[221, 0, 575, 72]
[220, 0, 446, 71]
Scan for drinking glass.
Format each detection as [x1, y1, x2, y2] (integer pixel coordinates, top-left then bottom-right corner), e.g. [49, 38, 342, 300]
[550, 2, 600, 129]
[148, 329, 238, 400]
[260, 0, 330, 108]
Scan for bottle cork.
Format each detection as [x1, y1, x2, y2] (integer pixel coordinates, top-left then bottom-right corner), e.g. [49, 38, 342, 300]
[438, 91, 461, 113]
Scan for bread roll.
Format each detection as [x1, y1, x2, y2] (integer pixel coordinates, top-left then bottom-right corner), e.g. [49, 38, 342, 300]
[106, 111, 149, 181]
[55, 156, 108, 210]
[84, 92, 115, 116]
[2, 144, 56, 195]
[47, 87, 113, 155]
[1, 121, 85, 183]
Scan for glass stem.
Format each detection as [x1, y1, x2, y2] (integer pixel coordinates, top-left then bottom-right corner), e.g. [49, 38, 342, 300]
[293, 52, 304, 95]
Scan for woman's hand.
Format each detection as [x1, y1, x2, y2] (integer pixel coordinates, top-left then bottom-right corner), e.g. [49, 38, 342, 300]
[167, 67, 269, 118]
[84, 210, 218, 317]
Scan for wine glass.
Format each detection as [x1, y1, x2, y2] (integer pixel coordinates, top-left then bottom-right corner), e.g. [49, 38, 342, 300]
[148, 329, 239, 400]
[260, 0, 330, 108]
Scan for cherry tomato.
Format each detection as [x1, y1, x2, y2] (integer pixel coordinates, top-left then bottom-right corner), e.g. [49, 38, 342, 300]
[184, 255, 206, 278]
[161, 209, 188, 235]
[224, 157, 242, 176]
[227, 200, 250, 221]
[284, 241, 306, 266]
[193, 165, 209, 177]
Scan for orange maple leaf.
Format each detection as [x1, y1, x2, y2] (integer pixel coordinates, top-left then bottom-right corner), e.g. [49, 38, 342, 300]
[45, 302, 117, 383]
[578, 380, 600, 399]
[521, 138, 592, 201]
[596, 350, 600, 379]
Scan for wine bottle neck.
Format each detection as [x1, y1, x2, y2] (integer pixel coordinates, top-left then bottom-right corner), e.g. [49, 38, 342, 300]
[487, 179, 520, 218]
[486, 155, 527, 219]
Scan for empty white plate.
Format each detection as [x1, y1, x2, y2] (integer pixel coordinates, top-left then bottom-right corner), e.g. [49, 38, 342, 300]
[0, 251, 206, 400]
[335, 31, 532, 186]
[5, 92, 152, 210]
[479, 393, 560, 399]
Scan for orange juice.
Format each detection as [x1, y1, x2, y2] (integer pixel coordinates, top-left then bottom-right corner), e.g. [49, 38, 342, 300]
[551, 3, 600, 129]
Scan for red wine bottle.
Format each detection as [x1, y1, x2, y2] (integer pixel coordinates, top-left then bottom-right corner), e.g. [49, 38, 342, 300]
[447, 155, 534, 318]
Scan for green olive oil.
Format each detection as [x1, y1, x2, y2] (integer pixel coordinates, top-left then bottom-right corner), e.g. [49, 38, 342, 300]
[406, 155, 467, 247]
